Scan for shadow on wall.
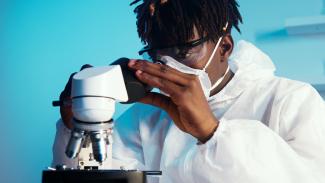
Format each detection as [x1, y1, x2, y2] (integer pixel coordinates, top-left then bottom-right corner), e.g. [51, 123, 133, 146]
[313, 84, 325, 100]
[255, 28, 289, 42]
[255, 28, 325, 43]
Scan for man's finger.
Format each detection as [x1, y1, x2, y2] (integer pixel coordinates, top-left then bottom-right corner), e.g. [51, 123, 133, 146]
[133, 59, 194, 80]
[80, 64, 93, 71]
[135, 70, 183, 97]
[139, 92, 171, 110]
[129, 60, 194, 86]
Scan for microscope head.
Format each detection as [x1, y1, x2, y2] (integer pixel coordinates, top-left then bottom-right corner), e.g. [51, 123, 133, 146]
[65, 65, 129, 163]
[65, 58, 151, 164]
[71, 65, 128, 122]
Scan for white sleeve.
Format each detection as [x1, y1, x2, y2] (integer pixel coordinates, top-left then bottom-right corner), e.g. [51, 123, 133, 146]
[51, 119, 78, 168]
[112, 104, 146, 170]
[176, 85, 325, 183]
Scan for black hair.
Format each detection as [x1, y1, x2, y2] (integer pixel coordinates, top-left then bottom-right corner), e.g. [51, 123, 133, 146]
[130, 0, 242, 48]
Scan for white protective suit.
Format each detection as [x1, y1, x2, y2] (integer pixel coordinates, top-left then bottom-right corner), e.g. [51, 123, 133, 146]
[52, 40, 325, 183]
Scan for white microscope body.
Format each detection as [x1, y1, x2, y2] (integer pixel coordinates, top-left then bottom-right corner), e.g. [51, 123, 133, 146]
[66, 65, 129, 169]
[45, 59, 159, 182]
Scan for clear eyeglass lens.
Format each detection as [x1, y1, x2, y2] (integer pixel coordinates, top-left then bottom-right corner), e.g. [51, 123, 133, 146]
[155, 47, 194, 63]
[141, 42, 206, 64]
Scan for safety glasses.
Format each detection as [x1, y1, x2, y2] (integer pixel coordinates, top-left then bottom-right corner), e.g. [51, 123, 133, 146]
[138, 36, 210, 63]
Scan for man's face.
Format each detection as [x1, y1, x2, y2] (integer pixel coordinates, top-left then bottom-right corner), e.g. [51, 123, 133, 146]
[147, 27, 226, 70]
[144, 27, 234, 95]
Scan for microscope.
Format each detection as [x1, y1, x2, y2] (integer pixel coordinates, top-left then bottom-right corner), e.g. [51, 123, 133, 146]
[42, 58, 159, 183]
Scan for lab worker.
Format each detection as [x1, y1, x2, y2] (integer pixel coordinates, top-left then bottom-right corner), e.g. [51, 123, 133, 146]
[52, 0, 325, 182]
[53, 40, 325, 183]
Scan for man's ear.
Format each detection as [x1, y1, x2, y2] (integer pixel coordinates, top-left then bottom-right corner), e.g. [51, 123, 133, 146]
[220, 34, 234, 60]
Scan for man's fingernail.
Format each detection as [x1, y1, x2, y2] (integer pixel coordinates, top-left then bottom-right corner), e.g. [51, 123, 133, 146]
[129, 60, 136, 67]
[136, 70, 143, 75]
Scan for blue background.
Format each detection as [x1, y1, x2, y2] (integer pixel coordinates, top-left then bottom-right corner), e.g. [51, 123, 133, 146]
[1, 0, 324, 182]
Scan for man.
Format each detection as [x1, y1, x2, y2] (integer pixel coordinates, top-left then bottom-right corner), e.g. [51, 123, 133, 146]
[52, 0, 325, 182]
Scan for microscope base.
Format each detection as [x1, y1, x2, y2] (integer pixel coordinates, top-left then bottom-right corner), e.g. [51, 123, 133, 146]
[42, 170, 146, 183]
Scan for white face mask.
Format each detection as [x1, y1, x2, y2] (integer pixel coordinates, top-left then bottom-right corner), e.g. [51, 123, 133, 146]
[159, 36, 230, 99]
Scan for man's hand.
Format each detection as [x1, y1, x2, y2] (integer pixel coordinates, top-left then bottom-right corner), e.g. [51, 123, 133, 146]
[128, 59, 219, 143]
[59, 64, 93, 129]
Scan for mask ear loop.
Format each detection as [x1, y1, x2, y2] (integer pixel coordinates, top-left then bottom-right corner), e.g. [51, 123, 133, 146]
[203, 37, 223, 72]
[203, 22, 229, 72]
[210, 66, 230, 90]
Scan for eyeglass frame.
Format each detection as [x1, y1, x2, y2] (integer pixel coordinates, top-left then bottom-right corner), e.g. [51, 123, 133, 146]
[138, 36, 211, 56]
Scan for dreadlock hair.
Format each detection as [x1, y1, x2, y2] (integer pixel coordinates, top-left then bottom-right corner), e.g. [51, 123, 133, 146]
[130, 0, 243, 48]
